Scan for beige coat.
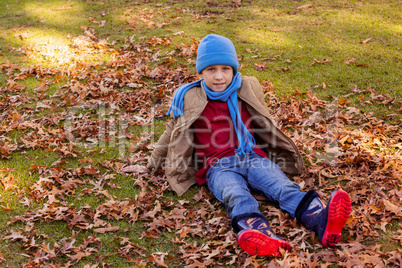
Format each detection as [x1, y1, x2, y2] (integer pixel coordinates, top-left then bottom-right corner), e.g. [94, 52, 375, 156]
[147, 76, 304, 196]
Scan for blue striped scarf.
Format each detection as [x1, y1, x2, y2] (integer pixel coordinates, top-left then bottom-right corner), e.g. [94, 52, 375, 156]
[167, 73, 255, 155]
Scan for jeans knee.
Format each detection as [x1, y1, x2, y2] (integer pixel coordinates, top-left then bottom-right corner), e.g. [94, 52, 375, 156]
[222, 185, 253, 207]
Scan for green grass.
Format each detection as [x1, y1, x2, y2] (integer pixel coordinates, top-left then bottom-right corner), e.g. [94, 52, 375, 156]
[0, 0, 401, 267]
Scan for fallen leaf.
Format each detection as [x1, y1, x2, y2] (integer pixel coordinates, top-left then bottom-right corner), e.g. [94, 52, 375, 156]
[120, 164, 148, 174]
[148, 252, 168, 268]
[297, 3, 313, 9]
[179, 226, 192, 238]
[344, 57, 356, 65]
[383, 200, 402, 215]
[0, 168, 14, 173]
[254, 62, 267, 71]
[68, 251, 92, 261]
[232, 0, 242, 8]
[1, 204, 13, 211]
[277, 66, 291, 71]
[361, 38, 372, 44]
[93, 226, 120, 233]
[310, 58, 332, 66]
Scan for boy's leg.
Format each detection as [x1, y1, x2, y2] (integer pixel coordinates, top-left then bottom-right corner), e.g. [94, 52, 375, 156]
[246, 153, 306, 218]
[206, 155, 291, 256]
[295, 189, 351, 247]
[245, 154, 351, 246]
[206, 155, 264, 222]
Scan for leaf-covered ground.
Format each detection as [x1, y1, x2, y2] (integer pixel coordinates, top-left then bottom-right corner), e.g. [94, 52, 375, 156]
[0, 0, 401, 267]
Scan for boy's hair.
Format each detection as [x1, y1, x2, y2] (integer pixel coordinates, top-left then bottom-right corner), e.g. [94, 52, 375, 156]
[196, 34, 239, 74]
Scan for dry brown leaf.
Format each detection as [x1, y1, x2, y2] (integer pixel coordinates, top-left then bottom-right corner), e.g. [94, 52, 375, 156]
[148, 252, 168, 268]
[344, 57, 356, 65]
[277, 66, 291, 71]
[310, 58, 332, 66]
[297, 3, 313, 9]
[93, 226, 120, 233]
[383, 200, 402, 215]
[254, 62, 267, 71]
[232, 0, 241, 8]
[120, 164, 148, 174]
[179, 226, 192, 238]
[68, 251, 92, 261]
[361, 38, 372, 44]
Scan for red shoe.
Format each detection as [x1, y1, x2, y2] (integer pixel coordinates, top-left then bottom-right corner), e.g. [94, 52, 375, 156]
[236, 217, 291, 256]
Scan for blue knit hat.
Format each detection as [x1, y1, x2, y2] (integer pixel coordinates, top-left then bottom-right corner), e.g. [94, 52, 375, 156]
[196, 34, 239, 74]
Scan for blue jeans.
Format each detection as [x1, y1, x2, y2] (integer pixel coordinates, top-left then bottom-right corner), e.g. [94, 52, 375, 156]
[206, 152, 306, 224]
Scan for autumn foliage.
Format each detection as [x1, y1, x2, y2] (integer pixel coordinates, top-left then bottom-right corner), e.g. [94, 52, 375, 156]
[0, 20, 401, 268]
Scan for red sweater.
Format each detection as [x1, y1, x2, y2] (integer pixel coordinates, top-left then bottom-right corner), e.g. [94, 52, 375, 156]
[192, 100, 266, 185]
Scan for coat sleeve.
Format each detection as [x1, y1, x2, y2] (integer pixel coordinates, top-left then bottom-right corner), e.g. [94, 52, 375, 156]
[147, 119, 174, 170]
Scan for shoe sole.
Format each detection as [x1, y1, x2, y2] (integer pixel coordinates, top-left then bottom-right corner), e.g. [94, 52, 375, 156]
[237, 229, 292, 256]
[323, 190, 351, 247]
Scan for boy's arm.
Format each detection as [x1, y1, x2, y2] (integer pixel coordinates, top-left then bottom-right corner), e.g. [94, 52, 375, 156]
[147, 119, 174, 170]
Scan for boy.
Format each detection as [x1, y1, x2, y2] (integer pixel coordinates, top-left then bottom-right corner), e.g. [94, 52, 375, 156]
[145, 34, 351, 256]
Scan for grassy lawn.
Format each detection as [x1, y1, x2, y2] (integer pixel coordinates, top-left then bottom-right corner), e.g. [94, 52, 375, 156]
[0, 0, 401, 267]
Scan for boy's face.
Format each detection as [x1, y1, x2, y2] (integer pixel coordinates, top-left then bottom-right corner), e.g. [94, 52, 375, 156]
[200, 65, 234, 92]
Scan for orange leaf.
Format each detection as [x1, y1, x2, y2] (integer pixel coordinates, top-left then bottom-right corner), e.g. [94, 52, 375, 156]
[179, 226, 191, 238]
[338, 99, 349, 105]
[1, 204, 13, 211]
[0, 168, 14, 173]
